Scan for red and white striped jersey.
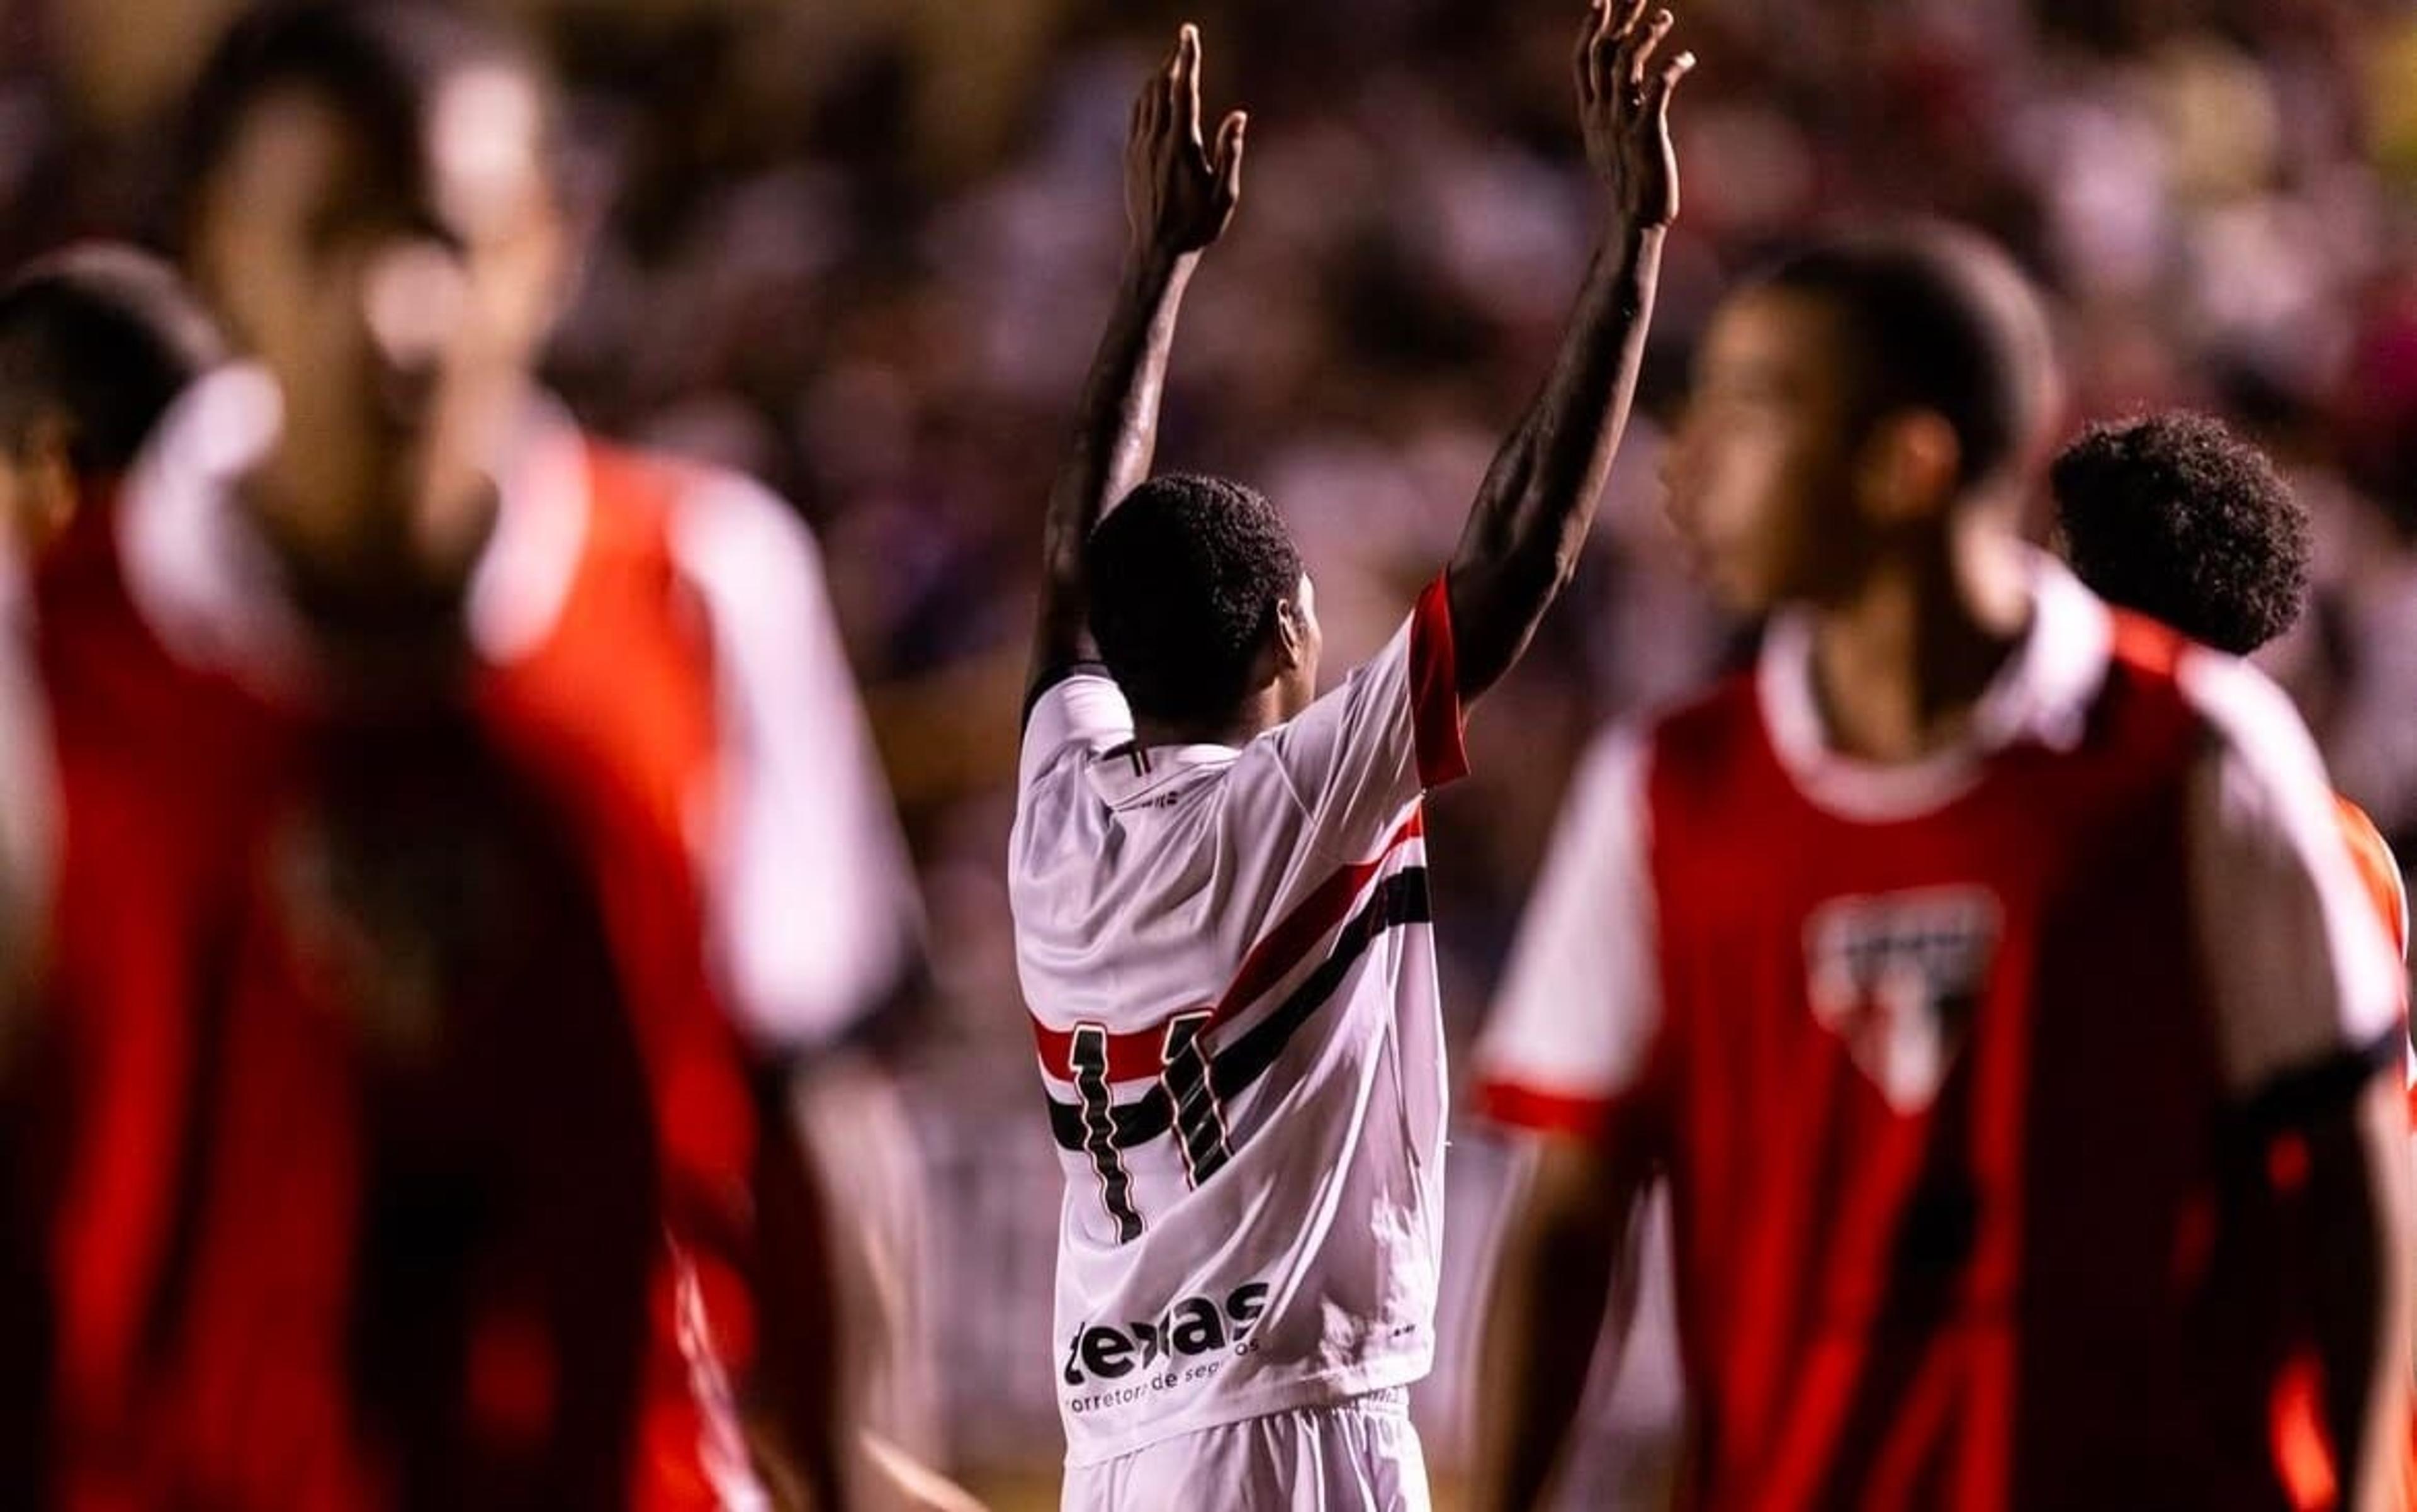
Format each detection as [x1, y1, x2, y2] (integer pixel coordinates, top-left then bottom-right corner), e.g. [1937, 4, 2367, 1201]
[0, 364, 918, 1511]
[1478, 558, 2404, 1511]
[1010, 578, 1467, 1467]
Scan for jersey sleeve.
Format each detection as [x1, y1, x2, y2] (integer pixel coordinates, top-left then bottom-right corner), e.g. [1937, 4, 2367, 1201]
[1019, 668, 1135, 801]
[2180, 650, 2406, 1100]
[670, 475, 925, 1054]
[1475, 728, 1661, 1141]
[1249, 574, 1469, 864]
[2334, 798, 2409, 967]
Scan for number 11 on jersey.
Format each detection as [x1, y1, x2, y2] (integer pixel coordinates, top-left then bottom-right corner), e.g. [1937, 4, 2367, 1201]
[1069, 1013, 1235, 1241]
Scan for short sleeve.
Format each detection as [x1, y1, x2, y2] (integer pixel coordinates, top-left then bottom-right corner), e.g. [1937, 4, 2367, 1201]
[1250, 574, 1468, 863]
[2180, 650, 2405, 1098]
[1020, 669, 1135, 799]
[2335, 798, 2409, 967]
[670, 476, 924, 1053]
[1476, 728, 1661, 1141]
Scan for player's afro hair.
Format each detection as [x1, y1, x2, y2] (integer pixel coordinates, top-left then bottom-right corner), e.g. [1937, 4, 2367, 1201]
[2052, 411, 2310, 656]
[1085, 473, 1304, 728]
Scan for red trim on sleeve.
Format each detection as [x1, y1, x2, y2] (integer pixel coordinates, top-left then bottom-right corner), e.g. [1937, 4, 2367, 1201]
[1409, 574, 1469, 790]
[1477, 1077, 1617, 1141]
[2335, 796, 2409, 964]
[1030, 811, 1428, 1083]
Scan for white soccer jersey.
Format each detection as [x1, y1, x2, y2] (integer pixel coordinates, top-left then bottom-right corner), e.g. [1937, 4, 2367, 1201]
[1010, 577, 1468, 1467]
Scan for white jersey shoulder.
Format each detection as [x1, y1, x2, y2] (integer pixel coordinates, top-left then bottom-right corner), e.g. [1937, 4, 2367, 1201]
[2175, 644, 2404, 1093]
[665, 469, 923, 1052]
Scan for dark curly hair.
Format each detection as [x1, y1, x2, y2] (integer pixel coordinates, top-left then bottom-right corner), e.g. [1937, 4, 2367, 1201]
[1085, 473, 1304, 727]
[0, 245, 223, 474]
[2052, 412, 2310, 655]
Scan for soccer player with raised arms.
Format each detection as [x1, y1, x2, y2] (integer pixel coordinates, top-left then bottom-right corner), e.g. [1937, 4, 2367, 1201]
[1010, 5, 1690, 1506]
[1473, 230, 2413, 1510]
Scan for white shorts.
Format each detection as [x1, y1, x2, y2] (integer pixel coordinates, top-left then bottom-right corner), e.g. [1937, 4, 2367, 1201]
[1060, 1390, 1431, 1512]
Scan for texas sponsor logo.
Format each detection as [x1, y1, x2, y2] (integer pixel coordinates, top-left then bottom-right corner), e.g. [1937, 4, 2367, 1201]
[1060, 1282, 1268, 1413]
[1805, 887, 2000, 1114]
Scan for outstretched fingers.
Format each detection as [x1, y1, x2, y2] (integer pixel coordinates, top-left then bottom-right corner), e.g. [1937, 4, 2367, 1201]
[1644, 43, 1693, 219]
[1177, 25, 1205, 151]
[1652, 48, 1696, 105]
[1134, 32, 1176, 145]
[1621, 9, 1675, 92]
[1643, 30, 1694, 132]
[1214, 110, 1248, 204]
[1575, 0, 1606, 96]
[1587, 0, 1648, 99]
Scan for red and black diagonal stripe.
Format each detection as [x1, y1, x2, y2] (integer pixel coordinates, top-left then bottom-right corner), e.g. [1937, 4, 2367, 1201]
[1040, 866, 1433, 1153]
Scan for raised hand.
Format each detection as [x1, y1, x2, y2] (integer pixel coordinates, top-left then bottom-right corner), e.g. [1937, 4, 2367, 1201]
[1126, 24, 1247, 261]
[1575, 1, 1692, 227]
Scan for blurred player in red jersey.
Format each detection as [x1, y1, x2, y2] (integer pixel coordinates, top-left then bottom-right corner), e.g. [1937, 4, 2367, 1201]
[0, 242, 223, 1503]
[2052, 410, 2413, 1510]
[0, 3, 934, 1506]
[1013, 7, 1684, 1506]
[1472, 230, 2412, 1511]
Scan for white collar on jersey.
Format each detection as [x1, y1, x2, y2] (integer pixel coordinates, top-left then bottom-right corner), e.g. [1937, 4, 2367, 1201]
[1085, 739, 1241, 811]
[1755, 550, 2114, 823]
[116, 362, 592, 702]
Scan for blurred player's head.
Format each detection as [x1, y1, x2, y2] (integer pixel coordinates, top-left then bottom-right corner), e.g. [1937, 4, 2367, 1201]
[0, 244, 222, 551]
[179, 0, 567, 589]
[1086, 473, 1318, 735]
[2051, 412, 2309, 657]
[1664, 225, 2056, 614]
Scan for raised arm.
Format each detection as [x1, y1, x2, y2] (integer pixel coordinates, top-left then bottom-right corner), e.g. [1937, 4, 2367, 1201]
[1028, 24, 1246, 695]
[1446, 0, 1690, 701]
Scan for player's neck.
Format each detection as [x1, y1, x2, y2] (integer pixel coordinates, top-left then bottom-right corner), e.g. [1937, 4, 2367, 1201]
[1134, 687, 1285, 750]
[1806, 518, 2031, 766]
[239, 453, 504, 692]
[243, 451, 500, 585]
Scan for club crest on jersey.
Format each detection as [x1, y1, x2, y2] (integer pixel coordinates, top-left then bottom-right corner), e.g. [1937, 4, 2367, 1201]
[1804, 888, 2000, 1114]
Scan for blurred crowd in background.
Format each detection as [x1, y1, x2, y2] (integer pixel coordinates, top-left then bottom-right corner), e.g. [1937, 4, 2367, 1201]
[5, 0, 2415, 1499]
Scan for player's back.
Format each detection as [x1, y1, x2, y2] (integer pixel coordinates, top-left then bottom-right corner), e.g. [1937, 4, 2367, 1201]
[1011, 582, 1466, 1468]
